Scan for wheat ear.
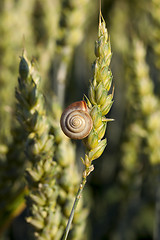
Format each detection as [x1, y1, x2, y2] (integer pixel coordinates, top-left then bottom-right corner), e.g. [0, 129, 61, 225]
[56, 0, 90, 106]
[62, 12, 114, 240]
[16, 52, 59, 239]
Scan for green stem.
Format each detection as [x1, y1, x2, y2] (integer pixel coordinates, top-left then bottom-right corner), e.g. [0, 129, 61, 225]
[62, 175, 87, 240]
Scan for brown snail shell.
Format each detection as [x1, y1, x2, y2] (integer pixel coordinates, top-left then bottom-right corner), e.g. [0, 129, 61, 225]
[60, 101, 93, 140]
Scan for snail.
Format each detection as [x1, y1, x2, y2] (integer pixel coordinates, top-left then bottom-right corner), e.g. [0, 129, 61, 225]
[60, 101, 93, 140]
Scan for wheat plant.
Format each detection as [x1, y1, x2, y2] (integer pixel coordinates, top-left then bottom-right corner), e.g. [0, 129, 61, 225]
[62, 11, 114, 240]
[16, 53, 59, 239]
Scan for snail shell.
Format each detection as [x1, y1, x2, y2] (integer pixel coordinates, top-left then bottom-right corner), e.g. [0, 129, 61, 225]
[60, 101, 93, 140]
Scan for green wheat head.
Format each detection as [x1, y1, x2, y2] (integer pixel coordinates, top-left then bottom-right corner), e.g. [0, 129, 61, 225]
[16, 53, 59, 239]
[133, 39, 160, 165]
[61, 12, 114, 240]
[82, 13, 113, 174]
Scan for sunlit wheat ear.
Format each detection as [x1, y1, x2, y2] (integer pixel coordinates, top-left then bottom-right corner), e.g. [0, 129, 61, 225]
[120, 37, 160, 240]
[133, 39, 160, 165]
[56, 0, 91, 106]
[16, 52, 59, 240]
[82, 12, 114, 169]
[61, 12, 114, 240]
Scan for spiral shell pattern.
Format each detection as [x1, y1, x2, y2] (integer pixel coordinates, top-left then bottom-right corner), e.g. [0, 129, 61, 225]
[60, 101, 93, 139]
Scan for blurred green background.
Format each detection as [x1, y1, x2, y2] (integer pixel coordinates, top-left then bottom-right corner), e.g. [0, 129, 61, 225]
[0, 0, 160, 239]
